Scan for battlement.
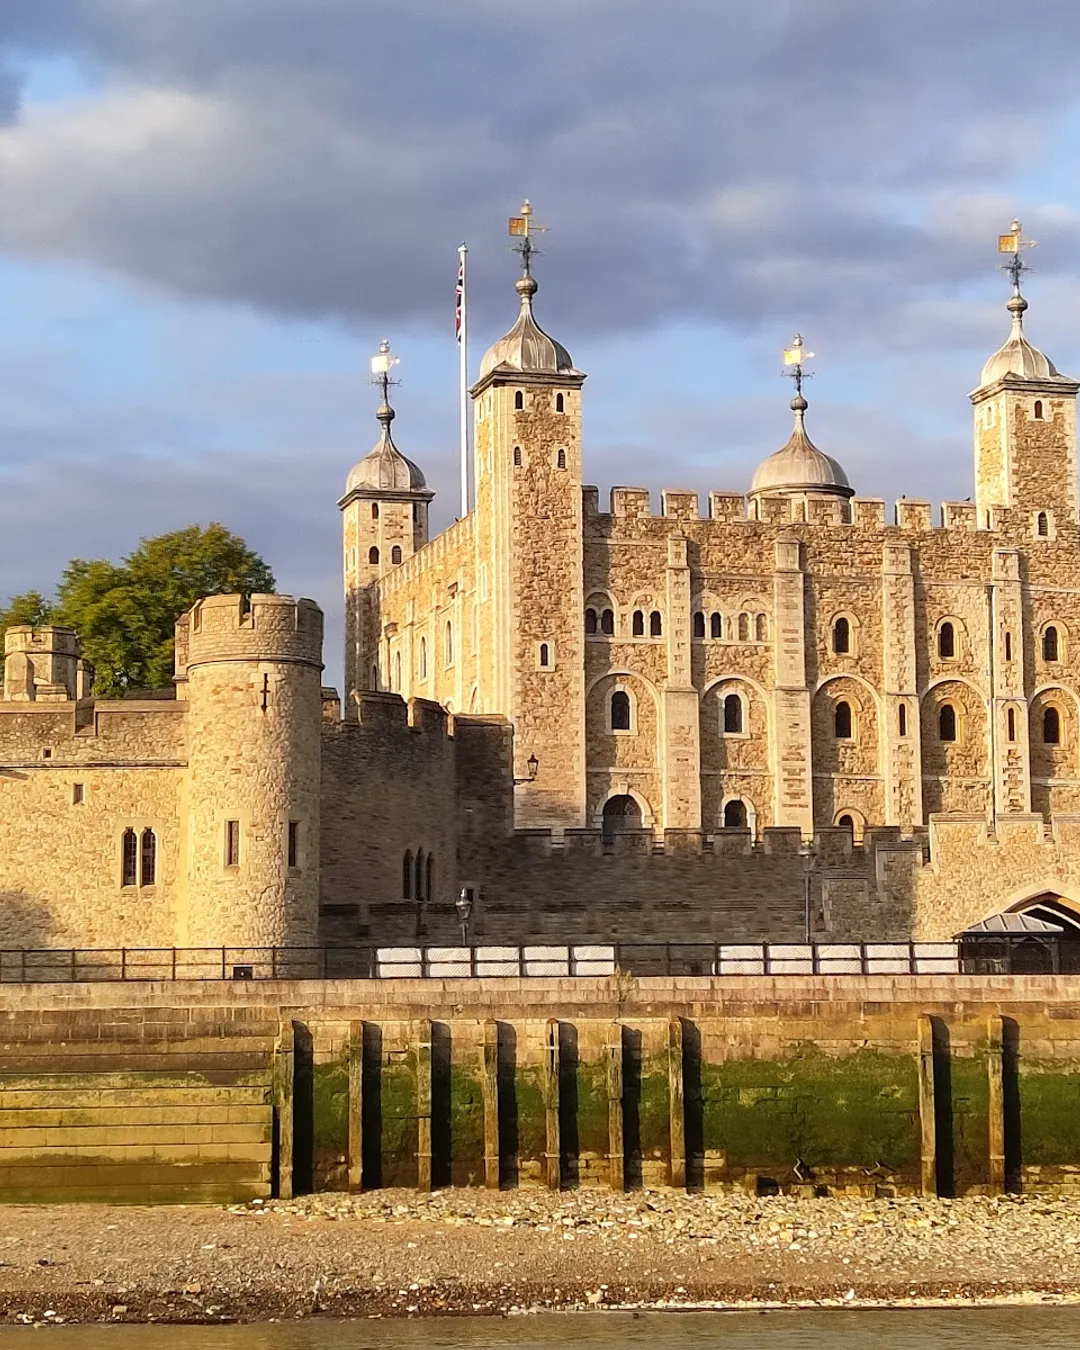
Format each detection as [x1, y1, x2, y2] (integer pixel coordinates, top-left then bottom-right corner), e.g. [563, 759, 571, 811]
[376, 513, 475, 601]
[1, 625, 87, 703]
[577, 483, 1022, 541]
[178, 594, 323, 672]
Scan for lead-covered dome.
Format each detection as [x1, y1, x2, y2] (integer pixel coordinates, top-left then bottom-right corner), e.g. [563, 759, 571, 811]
[344, 403, 428, 496]
[478, 274, 578, 381]
[749, 395, 853, 499]
[978, 293, 1072, 387]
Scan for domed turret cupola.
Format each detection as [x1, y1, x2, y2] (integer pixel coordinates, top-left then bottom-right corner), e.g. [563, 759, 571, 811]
[749, 336, 853, 509]
[971, 220, 1080, 526]
[339, 341, 435, 696]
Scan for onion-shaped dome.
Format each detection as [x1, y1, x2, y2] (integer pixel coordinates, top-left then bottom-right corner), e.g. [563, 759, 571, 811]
[979, 292, 1072, 387]
[344, 402, 427, 496]
[749, 394, 853, 499]
[478, 274, 578, 381]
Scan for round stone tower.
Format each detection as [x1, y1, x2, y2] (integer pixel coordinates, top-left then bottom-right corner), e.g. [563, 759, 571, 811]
[178, 593, 324, 950]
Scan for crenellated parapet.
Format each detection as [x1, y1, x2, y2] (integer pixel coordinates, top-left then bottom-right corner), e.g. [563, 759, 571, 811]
[177, 593, 323, 677]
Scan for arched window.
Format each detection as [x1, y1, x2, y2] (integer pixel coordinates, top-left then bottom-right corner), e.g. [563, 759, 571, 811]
[1034, 399, 1044, 420]
[693, 611, 705, 638]
[121, 829, 138, 888]
[556, 448, 566, 469]
[140, 828, 156, 887]
[632, 610, 645, 637]
[419, 637, 428, 680]
[833, 617, 850, 654]
[898, 702, 908, 737]
[1044, 706, 1061, 745]
[723, 693, 743, 734]
[1007, 706, 1016, 742]
[391, 545, 402, 564]
[426, 854, 434, 903]
[393, 651, 401, 691]
[723, 799, 747, 829]
[834, 701, 852, 739]
[610, 690, 631, 731]
[600, 608, 614, 635]
[514, 390, 524, 410]
[415, 849, 425, 902]
[939, 704, 957, 742]
[738, 613, 749, 641]
[938, 622, 955, 659]
[445, 622, 454, 666]
[368, 546, 380, 565]
[556, 393, 565, 413]
[602, 794, 642, 838]
[402, 851, 413, 900]
[371, 663, 378, 690]
[710, 612, 722, 639]
[539, 642, 550, 667]
[650, 610, 663, 637]
[585, 608, 598, 634]
[755, 614, 768, 642]
[513, 446, 522, 466]
[837, 814, 854, 835]
[1037, 511, 1050, 536]
[1043, 626, 1060, 662]
[371, 503, 379, 520]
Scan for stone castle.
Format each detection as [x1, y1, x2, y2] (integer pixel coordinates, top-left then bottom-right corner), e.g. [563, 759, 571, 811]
[4, 216, 1080, 956]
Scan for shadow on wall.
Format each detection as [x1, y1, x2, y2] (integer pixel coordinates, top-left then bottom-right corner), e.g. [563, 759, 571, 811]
[0, 891, 58, 949]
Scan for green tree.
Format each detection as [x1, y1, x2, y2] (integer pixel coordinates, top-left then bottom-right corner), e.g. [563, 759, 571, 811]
[22, 524, 276, 697]
[0, 590, 55, 657]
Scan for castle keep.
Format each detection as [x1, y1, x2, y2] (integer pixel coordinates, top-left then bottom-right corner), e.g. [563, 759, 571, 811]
[4, 216, 1080, 954]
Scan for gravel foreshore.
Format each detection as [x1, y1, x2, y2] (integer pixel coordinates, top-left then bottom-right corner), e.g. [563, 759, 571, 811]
[2, 1189, 1080, 1325]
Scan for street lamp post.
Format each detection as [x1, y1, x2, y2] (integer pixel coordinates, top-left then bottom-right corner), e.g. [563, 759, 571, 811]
[456, 888, 474, 948]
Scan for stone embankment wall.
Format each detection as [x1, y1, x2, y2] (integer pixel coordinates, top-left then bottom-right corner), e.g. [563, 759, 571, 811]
[2, 976, 1080, 1202]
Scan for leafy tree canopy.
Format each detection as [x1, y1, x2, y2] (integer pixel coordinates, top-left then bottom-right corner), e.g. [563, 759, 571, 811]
[1, 524, 275, 697]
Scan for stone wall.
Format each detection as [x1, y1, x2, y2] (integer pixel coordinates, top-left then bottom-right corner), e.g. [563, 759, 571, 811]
[4, 975, 1080, 1200]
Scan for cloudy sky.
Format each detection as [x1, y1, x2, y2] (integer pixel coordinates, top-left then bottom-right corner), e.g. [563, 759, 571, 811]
[3, 0, 1080, 686]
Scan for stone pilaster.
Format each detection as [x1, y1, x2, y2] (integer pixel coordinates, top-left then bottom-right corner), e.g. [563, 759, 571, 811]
[882, 542, 922, 830]
[991, 547, 1030, 815]
[771, 538, 813, 833]
[662, 536, 701, 829]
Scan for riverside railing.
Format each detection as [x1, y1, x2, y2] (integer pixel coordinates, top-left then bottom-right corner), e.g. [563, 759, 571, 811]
[0, 939, 1047, 982]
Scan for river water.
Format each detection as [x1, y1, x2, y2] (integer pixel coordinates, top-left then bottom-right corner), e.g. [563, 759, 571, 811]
[0, 1309, 1078, 1349]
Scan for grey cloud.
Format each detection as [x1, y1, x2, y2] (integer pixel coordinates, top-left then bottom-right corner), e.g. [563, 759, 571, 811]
[1, 1, 1080, 340]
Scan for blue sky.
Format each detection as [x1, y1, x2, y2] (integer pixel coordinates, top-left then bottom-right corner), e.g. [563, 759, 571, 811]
[3, 2, 1080, 689]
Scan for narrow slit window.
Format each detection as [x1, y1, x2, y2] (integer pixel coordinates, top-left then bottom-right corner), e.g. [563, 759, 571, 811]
[415, 849, 425, 902]
[371, 503, 379, 520]
[426, 854, 434, 902]
[710, 612, 722, 639]
[834, 701, 852, 739]
[288, 821, 300, 869]
[1044, 706, 1061, 745]
[939, 704, 957, 742]
[402, 850, 413, 900]
[539, 642, 550, 667]
[420, 637, 428, 679]
[1004, 631, 1013, 662]
[556, 448, 566, 469]
[1043, 626, 1060, 662]
[121, 829, 138, 888]
[898, 703, 908, 737]
[1034, 399, 1044, 420]
[611, 690, 631, 731]
[1037, 511, 1050, 536]
[140, 828, 156, 887]
[1007, 707, 1017, 742]
[72, 783, 84, 805]
[723, 693, 743, 734]
[555, 393, 565, 412]
[514, 390, 524, 410]
[938, 621, 955, 659]
[513, 446, 522, 466]
[225, 820, 240, 868]
[445, 622, 454, 666]
[755, 614, 767, 642]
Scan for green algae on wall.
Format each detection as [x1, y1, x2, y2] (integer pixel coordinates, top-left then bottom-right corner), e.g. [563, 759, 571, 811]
[1018, 1061, 1080, 1168]
[698, 1047, 920, 1187]
[311, 1060, 349, 1192]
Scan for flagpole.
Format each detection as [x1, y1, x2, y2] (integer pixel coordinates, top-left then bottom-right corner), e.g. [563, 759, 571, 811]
[458, 242, 469, 518]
